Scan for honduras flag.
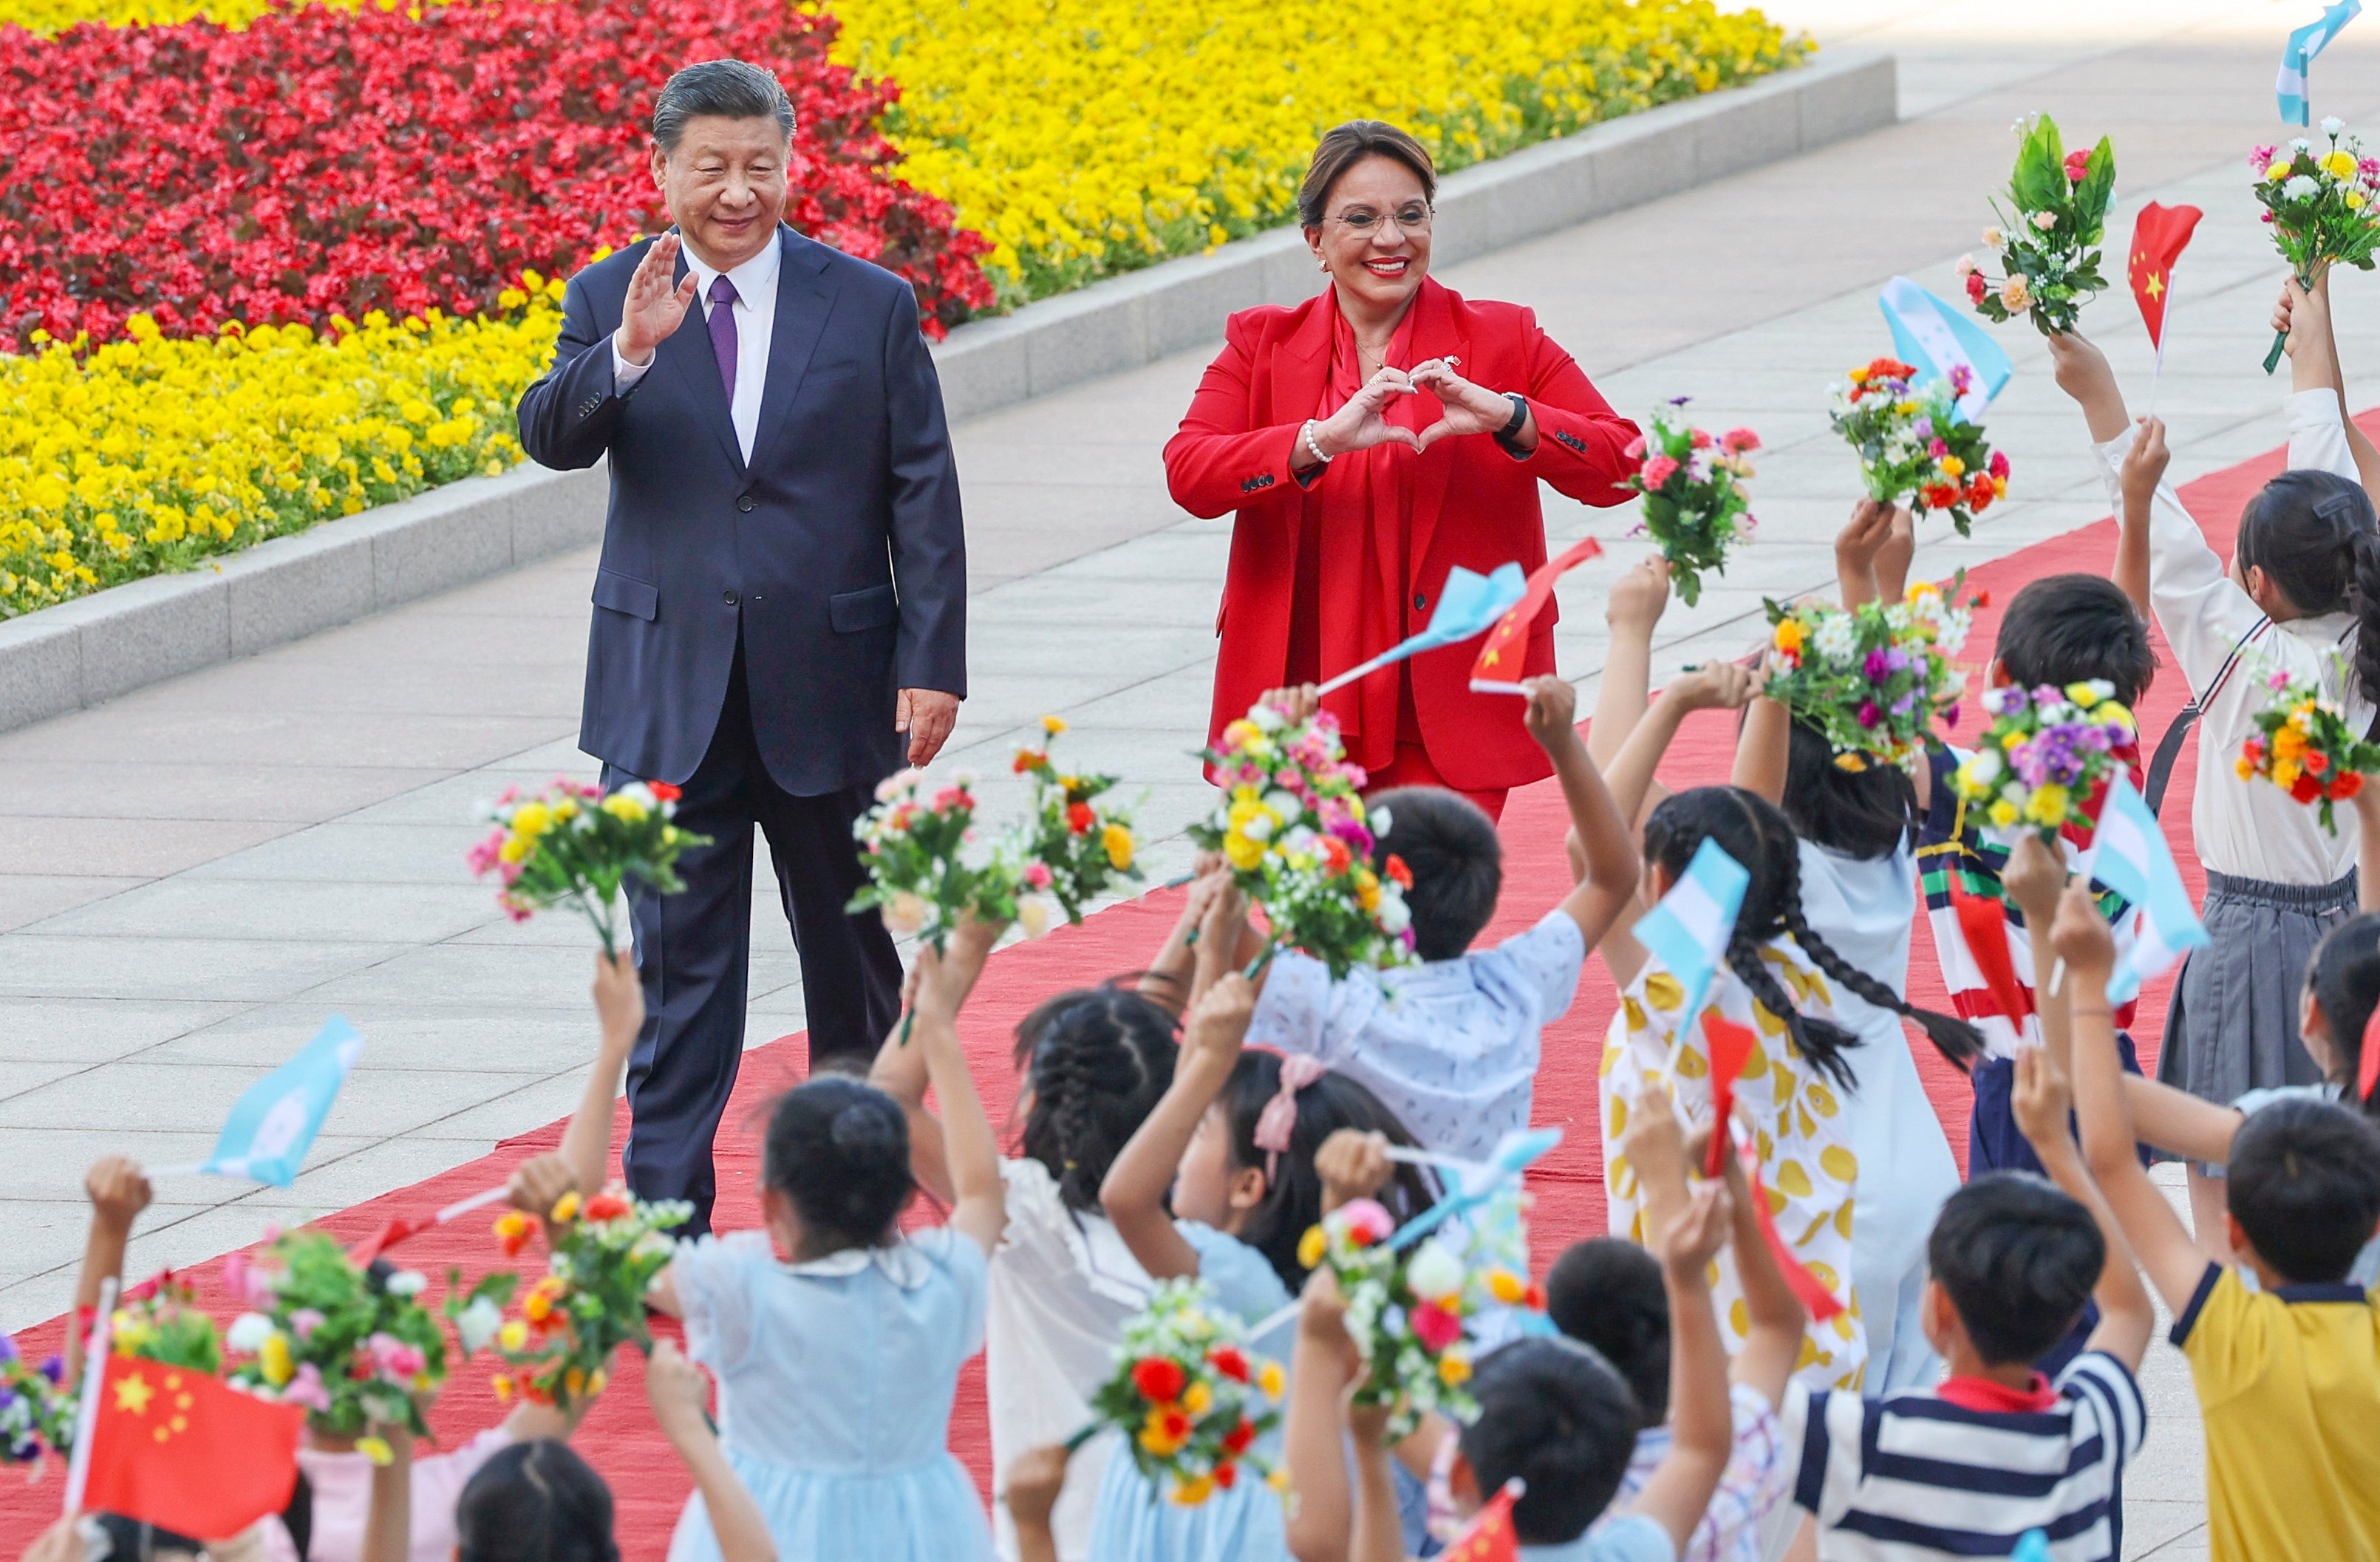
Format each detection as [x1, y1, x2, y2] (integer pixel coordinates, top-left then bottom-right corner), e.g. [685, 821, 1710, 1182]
[2087, 775, 2208, 1004]
[1634, 838, 1752, 1028]
[1318, 562, 1527, 695]
[2279, 0, 2360, 126]
[1881, 277, 2012, 425]
[181, 1017, 364, 1186]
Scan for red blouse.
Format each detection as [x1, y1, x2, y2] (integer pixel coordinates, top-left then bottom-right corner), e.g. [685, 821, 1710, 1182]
[1165, 277, 1640, 792]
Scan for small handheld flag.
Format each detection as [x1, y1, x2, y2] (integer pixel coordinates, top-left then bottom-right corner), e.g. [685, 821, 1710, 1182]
[2084, 774, 2208, 1004]
[150, 1017, 362, 1187]
[1702, 1015, 1760, 1178]
[1879, 277, 2011, 423]
[1441, 1478, 1525, 1562]
[2278, 0, 2361, 126]
[81, 1354, 304, 1539]
[1467, 537, 1603, 695]
[1318, 562, 1527, 695]
[2128, 204, 2203, 351]
[1633, 840, 1752, 1041]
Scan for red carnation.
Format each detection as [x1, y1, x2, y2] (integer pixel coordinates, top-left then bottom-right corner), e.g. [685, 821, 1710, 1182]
[1131, 1357, 1188, 1403]
[2293, 771, 2325, 803]
[1383, 853, 1413, 888]
[1322, 836, 1352, 875]
[2337, 772, 2367, 801]
[2064, 149, 2092, 183]
[1207, 1347, 1252, 1384]
[648, 782, 682, 802]
[1013, 750, 1045, 775]
[1067, 801, 1097, 833]
[1221, 1418, 1258, 1455]
[1213, 1462, 1238, 1489]
[583, 1193, 630, 1222]
[1966, 271, 1989, 304]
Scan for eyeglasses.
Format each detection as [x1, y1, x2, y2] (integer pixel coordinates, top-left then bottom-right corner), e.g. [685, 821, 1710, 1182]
[1329, 203, 1433, 236]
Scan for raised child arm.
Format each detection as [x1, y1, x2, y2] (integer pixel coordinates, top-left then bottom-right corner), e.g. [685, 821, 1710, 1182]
[1629, 1182, 1736, 1556]
[65, 1156, 151, 1385]
[562, 949, 644, 1201]
[910, 919, 1009, 1256]
[1102, 975, 1258, 1281]
[1003, 1445, 1072, 1562]
[867, 960, 955, 1206]
[647, 1340, 778, 1562]
[2011, 1044, 2153, 1371]
[1284, 1268, 1360, 1562]
[1521, 674, 1642, 948]
[2052, 884, 2210, 1314]
[1588, 558, 1673, 779]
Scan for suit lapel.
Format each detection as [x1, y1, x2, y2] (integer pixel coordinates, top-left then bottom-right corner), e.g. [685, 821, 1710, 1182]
[1406, 279, 1466, 580]
[746, 227, 839, 477]
[1269, 290, 1337, 429]
[655, 233, 745, 476]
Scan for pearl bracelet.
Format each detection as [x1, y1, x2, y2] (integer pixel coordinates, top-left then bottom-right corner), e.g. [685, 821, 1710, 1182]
[1303, 420, 1334, 465]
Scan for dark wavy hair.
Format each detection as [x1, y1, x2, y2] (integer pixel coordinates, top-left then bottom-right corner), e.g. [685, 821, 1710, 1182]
[1778, 712, 1918, 862]
[457, 1440, 620, 1562]
[1643, 786, 1983, 1079]
[762, 1074, 914, 1249]
[1546, 1238, 1669, 1426]
[1216, 1053, 1436, 1291]
[1013, 983, 1179, 1213]
[2237, 467, 2380, 704]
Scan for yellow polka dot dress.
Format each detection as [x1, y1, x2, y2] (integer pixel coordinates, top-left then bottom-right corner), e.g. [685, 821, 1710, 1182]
[1600, 938, 1867, 1392]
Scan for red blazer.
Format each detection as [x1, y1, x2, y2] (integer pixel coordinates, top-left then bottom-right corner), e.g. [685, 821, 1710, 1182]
[1166, 278, 1640, 792]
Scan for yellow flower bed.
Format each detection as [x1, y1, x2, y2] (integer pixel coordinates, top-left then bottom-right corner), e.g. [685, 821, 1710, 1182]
[0, 0, 362, 30]
[0, 287, 562, 618]
[823, 0, 1810, 300]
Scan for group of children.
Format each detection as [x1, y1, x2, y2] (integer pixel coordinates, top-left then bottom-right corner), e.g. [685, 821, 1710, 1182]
[30, 275, 2380, 1562]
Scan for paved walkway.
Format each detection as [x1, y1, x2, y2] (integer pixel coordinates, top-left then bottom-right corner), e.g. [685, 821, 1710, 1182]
[4, 4, 2373, 1552]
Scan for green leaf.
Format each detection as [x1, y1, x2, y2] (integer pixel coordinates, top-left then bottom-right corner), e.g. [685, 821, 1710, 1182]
[2010, 115, 2064, 210]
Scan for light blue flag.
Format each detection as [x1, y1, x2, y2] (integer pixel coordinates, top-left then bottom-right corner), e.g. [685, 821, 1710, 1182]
[2279, 0, 2360, 125]
[1881, 276, 2012, 425]
[1388, 1127, 1564, 1250]
[177, 1017, 364, 1186]
[2009, 1532, 2052, 1562]
[2085, 774, 2209, 1005]
[1316, 562, 1527, 695]
[1632, 839, 1752, 1030]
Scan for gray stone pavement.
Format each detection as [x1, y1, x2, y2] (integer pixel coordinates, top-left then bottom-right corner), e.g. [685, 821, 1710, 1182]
[2, 4, 2369, 1549]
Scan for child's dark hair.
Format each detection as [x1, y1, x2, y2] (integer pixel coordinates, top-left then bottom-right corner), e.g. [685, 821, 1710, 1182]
[1545, 1238, 1668, 1427]
[2306, 911, 2380, 1123]
[1643, 787, 1984, 1079]
[2228, 1097, 2380, 1283]
[1218, 1051, 1435, 1289]
[2237, 469, 2380, 706]
[1928, 1173, 2103, 1365]
[457, 1439, 620, 1562]
[1780, 713, 1917, 862]
[1368, 786, 1501, 961]
[1013, 983, 1178, 1213]
[1994, 573, 2156, 708]
[1459, 1338, 1640, 1545]
[763, 1075, 914, 1248]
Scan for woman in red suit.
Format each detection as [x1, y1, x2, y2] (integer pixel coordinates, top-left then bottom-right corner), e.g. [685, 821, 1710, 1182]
[1165, 120, 1640, 819]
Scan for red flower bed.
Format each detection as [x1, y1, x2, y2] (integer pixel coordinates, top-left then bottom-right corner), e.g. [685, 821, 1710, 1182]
[0, 0, 994, 345]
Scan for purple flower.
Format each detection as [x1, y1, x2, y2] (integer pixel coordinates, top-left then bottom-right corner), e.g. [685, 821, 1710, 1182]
[0, 1335, 17, 1366]
[1864, 648, 1890, 682]
[1913, 417, 1935, 443]
[1890, 692, 1917, 716]
[1328, 816, 1376, 858]
[38, 1355, 63, 1385]
[1950, 364, 1975, 394]
[1668, 394, 1694, 406]
[1943, 703, 1961, 729]
[1857, 700, 1883, 729]
[1885, 647, 1910, 672]
[1981, 686, 2022, 717]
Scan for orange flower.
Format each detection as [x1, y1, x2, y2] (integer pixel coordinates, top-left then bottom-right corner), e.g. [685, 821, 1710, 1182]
[1382, 853, 1413, 888]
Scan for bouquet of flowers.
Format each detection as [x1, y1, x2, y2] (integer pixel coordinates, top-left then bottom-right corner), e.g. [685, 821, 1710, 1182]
[484, 1186, 689, 1411]
[1082, 1280, 1285, 1507]
[2238, 670, 2379, 833]
[1827, 358, 2008, 536]
[2252, 121, 2380, 371]
[1620, 400, 1761, 607]
[107, 1269, 225, 1374]
[1012, 715, 1142, 930]
[849, 766, 1026, 953]
[224, 1230, 454, 1447]
[1951, 681, 2137, 839]
[1962, 112, 2116, 336]
[1763, 579, 1973, 773]
[1190, 701, 1415, 978]
[1295, 1200, 1538, 1439]
[468, 778, 705, 955]
[0, 1340, 72, 1465]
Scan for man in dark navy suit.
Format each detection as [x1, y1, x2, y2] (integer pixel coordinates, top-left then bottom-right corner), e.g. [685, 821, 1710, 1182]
[516, 58, 965, 1232]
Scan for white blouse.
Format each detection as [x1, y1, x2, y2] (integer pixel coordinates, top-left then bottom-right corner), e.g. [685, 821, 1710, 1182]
[2092, 389, 2368, 884]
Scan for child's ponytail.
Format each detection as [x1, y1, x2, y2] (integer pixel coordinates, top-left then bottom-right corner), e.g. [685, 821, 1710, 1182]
[2237, 468, 2380, 704]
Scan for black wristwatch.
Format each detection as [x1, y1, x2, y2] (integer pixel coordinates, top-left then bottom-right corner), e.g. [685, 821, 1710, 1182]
[1499, 392, 1530, 440]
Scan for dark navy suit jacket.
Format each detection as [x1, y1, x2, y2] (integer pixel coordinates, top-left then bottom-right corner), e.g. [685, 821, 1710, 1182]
[517, 226, 966, 794]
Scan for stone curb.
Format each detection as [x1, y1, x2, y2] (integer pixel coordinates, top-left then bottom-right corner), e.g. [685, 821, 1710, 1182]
[0, 50, 1893, 737]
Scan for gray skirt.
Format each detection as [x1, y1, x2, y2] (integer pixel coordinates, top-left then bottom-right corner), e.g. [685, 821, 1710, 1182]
[2158, 868, 2355, 1112]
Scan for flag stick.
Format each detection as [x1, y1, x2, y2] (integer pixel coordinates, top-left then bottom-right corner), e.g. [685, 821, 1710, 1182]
[62, 1278, 117, 1517]
[2147, 272, 2175, 420]
[436, 1184, 513, 1224]
[140, 1163, 212, 1178]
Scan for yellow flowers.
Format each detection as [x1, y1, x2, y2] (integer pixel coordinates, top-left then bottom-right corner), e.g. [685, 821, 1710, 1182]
[1, 293, 562, 620]
[549, 1190, 581, 1223]
[355, 1436, 393, 1467]
[499, 1320, 530, 1352]
[259, 1331, 294, 1387]
[1436, 1349, 1473, 1386]
[819, 0, 1808, 299]
[1102, 821, 1135, 871]
[1257, 1360, 1286, 1399]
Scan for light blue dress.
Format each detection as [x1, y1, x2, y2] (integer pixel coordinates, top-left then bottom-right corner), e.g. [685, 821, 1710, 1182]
[1087, 1222, 1295, 1562]
[666, 1229, 994, 1562]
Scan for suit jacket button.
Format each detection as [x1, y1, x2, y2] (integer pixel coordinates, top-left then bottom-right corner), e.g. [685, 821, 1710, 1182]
[1414, 592, 1428, 610]
[736, 494, 756, 513]
[723, 590, 740, 607]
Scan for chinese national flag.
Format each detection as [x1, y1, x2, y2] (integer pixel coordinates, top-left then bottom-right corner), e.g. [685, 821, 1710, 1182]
[1441, 1478, 1524, 1562]
[1702, 1015, 1761, 1178]
[2128, 202, 2203, 349]
[1467, 537, 1603, 690]
[83, 1354, 304, 1540]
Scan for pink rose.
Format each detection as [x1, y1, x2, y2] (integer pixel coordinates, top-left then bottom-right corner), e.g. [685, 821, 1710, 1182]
[1687, 428, 1714, 450]
[1409, 1301, 1465, 1353]
[1333, 1198, 1394, 1247]
[1023, 862, 1053, 890]
[1640, 454, 1680, 488]
[1719, 427, 1760, 454]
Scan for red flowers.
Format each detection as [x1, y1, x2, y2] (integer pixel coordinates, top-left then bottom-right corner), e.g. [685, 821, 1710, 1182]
[2294, 771, 2326, 803]
[1131, 1357, 1187, 1402]
[0, 0, 995, 349]
[1066, 801, 1096, 834]
[582, 1193, 631, 1222]
[2337, 771, 2367, 801]
[1382, 853, 1413, 889]
[2064, 149, 2093, 183]
[648, 782, 683, 803]
[1207, 1346, 1251, 1384]
[1965, 271, 1989, 304]
[1220, 1416, 1258, 1455]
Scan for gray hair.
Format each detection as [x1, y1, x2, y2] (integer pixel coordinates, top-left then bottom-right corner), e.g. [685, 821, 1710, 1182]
[651, 59, 795, 154]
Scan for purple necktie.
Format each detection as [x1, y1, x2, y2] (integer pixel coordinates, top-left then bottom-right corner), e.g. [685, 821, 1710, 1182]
[706, 273, 739, 400]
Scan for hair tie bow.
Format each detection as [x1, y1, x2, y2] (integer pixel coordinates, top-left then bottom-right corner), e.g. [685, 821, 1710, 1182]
[1253, 1055, 1328, 1178]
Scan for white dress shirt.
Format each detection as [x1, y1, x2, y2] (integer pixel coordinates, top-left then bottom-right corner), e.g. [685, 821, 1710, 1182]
[611, 231, 782, 465]
[2092, 388, 2368, 882]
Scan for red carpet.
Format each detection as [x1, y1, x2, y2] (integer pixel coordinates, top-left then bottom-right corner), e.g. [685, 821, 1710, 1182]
[1, 426, 2316, 1556]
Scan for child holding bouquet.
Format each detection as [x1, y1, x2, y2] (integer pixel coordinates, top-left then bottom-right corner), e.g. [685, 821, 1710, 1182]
[2048, 293, 2380, 1244]
[1097, 958, 1433, 1562]
[647, 924, 1008, 1562]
